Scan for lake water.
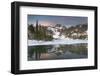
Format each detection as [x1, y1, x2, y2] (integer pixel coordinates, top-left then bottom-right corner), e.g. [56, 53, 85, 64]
[28, 43, 88, 61]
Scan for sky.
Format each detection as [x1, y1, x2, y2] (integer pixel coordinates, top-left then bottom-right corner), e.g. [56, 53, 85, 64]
[28, 15, 88, 27]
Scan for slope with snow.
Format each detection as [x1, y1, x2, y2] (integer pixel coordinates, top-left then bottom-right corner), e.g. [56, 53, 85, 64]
[28, 39, 87, 46]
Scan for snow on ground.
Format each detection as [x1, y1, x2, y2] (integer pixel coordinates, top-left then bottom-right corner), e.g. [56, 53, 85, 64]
[28, 38, 87, 46]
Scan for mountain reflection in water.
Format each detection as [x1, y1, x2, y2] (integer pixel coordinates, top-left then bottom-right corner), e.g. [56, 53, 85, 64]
[28, 43, 88, 61]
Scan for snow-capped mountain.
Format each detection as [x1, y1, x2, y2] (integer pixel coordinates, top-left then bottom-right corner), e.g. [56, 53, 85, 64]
[46, 24, 88, 40]
[28, 23, 88, 41]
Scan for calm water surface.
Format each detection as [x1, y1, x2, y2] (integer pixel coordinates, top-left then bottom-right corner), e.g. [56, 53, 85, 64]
[28, 43, 88, 61]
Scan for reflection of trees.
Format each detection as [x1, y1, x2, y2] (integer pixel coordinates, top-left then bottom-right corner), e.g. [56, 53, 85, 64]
[50, 44, 87, 56]
[28, 44, 87, 60]
[28, 46, 47, 60]
[64, 44, 87, 55]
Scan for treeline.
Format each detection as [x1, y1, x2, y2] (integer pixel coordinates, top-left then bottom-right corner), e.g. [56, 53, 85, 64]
[28, 23, 88, 40]
[28, 24, 53, 41]
[64, 24, 88, 39]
